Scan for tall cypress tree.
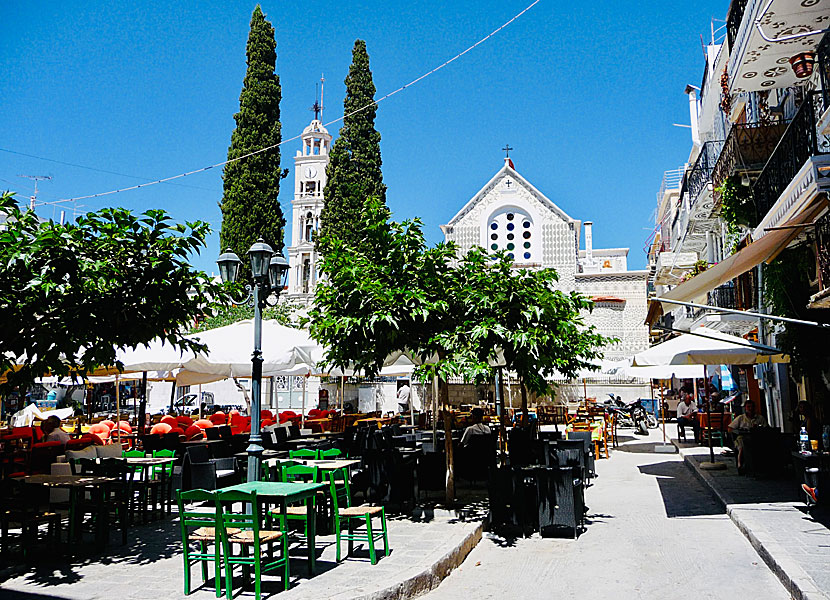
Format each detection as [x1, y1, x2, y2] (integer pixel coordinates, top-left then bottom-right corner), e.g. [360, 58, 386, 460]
[220, 5, 286, 275]
[319, 39, 386, 253]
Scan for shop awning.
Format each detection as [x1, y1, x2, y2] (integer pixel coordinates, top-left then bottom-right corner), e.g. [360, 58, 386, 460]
[648, 198, 828, 324]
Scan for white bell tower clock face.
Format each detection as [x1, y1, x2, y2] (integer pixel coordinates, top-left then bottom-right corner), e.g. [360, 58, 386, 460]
[304, 166, 317, 179]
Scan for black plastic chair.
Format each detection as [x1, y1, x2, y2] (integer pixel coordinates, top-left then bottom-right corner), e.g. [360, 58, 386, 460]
[205, 426, 220, 441]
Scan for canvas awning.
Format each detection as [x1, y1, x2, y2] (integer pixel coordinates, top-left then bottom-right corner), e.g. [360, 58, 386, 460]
[648, 198, 828, 323]
[632, 326, 787, 366]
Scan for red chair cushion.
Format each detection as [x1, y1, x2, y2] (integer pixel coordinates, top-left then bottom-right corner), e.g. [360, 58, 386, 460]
[100, 420, 116, 430]
[194, 419, 214, 429]
[260, 410, 273, 421]
[150, 422, 172, 435]
[184, 425, 204, 441]
[177, 415, 194, 428]
[209, 413, 227, 425]
[117, 420, 132, 433]
[160, 415, 178, 428]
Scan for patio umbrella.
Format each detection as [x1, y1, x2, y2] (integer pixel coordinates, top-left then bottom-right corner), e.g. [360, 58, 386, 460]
[632, 326, 786, 467]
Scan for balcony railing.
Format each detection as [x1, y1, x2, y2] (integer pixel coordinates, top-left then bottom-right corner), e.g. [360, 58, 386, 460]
[726, 0, 748, 51]
[680, 140, 723, 208]
[712, 120, 791, 204]
[817, 212, 830, 290]
[708, 285, 738, 310]
[752, 91, 830, 223]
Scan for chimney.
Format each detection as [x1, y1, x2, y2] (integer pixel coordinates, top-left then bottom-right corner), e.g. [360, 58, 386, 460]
[685, 85, 701, 147]
[585, 221, 593, 263]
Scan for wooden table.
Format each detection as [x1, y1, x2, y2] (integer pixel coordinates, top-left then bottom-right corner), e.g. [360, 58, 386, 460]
[265, 457, 360, 473]
[17, 474, 114, 542]
[220, 481, 327, 575]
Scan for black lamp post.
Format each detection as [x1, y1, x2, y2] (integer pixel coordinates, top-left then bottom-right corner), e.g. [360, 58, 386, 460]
[217, 239, 289, 482]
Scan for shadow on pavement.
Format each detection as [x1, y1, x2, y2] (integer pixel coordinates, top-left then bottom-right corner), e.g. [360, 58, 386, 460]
[638, 460, 725, 518]
[0, 591, 73, 600]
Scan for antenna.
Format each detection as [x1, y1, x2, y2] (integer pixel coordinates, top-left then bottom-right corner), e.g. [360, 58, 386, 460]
[18, 174, 51, 210]
[320, 73, 325, 123]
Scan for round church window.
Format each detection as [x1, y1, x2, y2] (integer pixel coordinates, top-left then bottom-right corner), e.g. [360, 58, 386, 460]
[507, 223, 514, 231]
[523, 241, 531, 249]
[490, 222, 498, 230]
[507, 243, 515, 251]
[523, 221, 531, 228]
[523, 231, 531, 239]
[491, 233, 498, 241]
[507, 233, 514, 240]
[507, 253, 514, 260]
[507, 213, 514, 220]
[524, 252, 531, 259]
[491, 243, 498, 250]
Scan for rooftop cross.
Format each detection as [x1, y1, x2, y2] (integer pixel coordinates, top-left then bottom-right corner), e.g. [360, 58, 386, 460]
[502, 144, 513, 158]
[310, 100, 321, 120]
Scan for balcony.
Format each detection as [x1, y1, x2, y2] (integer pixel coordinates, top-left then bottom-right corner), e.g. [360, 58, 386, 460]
[709, 284, 738, 310]
[728, 0, 830, 94]
[752, 91, 830, 226]
[689, 273, 759, 334]
[653, 251, 698, 285]
[809, 212, 830, 308]
[712, 120, 790, 208]
[680, 141, 723, 219]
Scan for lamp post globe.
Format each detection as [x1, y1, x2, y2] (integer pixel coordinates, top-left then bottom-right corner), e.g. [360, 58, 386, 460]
[268, 254, 290, 290]
[217, 249, 242, 284]
[248, 239, 274, 280]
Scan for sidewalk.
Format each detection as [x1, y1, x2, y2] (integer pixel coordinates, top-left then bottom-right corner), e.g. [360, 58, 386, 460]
[677, 440, 830, 600]
[0, 497, 487, 600]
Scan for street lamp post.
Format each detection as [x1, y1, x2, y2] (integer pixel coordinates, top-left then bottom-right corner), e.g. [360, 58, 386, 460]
[217, 240, 289, 482]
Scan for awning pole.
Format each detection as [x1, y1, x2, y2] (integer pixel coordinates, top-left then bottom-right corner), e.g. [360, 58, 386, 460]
[653, 296, 830, 329]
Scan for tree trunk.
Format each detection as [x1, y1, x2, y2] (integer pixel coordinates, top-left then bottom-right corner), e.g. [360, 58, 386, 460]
[520, 378, 529, 422]
[441, 376, 455, 505]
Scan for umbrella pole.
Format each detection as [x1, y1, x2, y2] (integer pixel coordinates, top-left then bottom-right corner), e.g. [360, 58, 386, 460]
[301, 374, 306, 428]
[654, 378, 676, 453]
[701, 364, 726, 470]
[115, 374, 121, 448]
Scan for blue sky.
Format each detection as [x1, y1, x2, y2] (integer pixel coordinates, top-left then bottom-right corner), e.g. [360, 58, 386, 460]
[1, 0, 725, 274]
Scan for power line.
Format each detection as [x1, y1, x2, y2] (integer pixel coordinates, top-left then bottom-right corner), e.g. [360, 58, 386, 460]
[0, 147, 216, 192]
[51, 0, 540, 205]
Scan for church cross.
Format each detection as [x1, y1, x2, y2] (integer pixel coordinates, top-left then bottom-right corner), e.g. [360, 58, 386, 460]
[310, 100, 321, 120]
[502, 144, 513, 158]
[505, 179, 513, 188]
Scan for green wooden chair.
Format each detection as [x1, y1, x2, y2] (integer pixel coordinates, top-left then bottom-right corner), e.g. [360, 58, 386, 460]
[176, 489, 224, 597]
[328, 469, 389, 564]
[319, 448, 344, 460]
[273, 465, 320, 537]
[289, 448, 319, 460]
[152, 448, 176, 514]
[216, 489, 289, 599]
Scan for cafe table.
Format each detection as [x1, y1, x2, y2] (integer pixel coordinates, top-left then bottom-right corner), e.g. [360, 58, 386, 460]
[16, 473, 114, 542]
[219, 480, 327, 574]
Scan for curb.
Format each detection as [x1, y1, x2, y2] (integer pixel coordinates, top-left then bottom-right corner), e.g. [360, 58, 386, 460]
[355, 517, 486, 600]
[678, 447, 829, 600]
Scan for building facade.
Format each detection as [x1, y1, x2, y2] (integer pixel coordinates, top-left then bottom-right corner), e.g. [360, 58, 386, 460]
[441, 158, 650, 361]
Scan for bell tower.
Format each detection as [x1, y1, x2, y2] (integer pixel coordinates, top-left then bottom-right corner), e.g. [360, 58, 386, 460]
[287, 94, 331, 301]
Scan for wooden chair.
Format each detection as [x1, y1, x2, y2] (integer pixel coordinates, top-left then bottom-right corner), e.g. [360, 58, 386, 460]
[327, 470, 389, 564]
[699, 412, 728, 447]
[216, 489, 289, 599]
[277, 465, 321, 538]
[289, 448, 319, 460]
[319, 448, 343, 460]
[176, 489, 225, 597]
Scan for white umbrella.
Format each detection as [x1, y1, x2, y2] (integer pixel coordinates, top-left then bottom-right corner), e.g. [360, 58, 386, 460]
[632, 326, 786, 366]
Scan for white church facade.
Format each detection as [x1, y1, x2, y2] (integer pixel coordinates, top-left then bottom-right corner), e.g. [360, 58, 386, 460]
[440, 158, 650, 361]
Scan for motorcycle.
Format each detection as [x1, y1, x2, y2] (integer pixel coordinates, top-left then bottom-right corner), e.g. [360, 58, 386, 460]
[602, 394, 651, 436]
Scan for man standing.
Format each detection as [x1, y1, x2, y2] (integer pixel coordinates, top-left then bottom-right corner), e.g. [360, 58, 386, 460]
[396, 381, 411, 414]
[676, 392, 700, 443]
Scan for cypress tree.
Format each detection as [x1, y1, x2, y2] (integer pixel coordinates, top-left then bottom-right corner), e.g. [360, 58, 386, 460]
[220, 5, 286, 276]
[319, 39, 386, 253]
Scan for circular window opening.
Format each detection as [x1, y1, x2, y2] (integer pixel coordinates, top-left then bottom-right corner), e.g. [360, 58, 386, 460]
[490, 233, 498, 241]
[490, 243, 498, 251]
[507, 243, 515, 251]
[507, 213, 514, 221]
[507, 253, 514, 260]
[524, 252, 531, 259]
[507, 223, 515, 231]
[490, 222, 498, 230]
[507, 233, 514, 241]
[523, 221, 531, 228]
[523, 231, 531, 239]
[523, 241, 531, 249]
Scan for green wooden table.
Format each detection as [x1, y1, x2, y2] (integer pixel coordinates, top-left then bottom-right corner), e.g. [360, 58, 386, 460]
[220, 481, 327, 575]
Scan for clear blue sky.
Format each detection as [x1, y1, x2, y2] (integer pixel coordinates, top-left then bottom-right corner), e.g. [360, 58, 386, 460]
[1, 0, 725, 274]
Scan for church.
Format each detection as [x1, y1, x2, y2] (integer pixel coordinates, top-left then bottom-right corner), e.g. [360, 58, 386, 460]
[285, 117, 650, 363]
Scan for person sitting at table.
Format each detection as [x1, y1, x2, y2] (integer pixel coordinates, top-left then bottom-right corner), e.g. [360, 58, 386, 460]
[676, 392, 699, 443]
[40, 415, 70, 445]
[728, 400, 767, 472]
[461, 408, 491, 447]
[802, 484, 819, 504]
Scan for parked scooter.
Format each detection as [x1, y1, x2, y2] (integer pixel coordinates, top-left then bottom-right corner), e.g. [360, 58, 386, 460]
[602, 394, 650, 435]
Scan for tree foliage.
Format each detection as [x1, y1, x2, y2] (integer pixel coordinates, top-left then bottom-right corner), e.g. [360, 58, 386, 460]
[0, 192, 225, 393]
[190, 301, 302, 333]
[220, 5, 286, 277]
[308, 198, 609, 395]
[318, 40, 386, 254]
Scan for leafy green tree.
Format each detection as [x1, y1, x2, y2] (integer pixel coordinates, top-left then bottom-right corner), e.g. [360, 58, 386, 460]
[220, 5, 287, 276]
[318, 40, 386, 254]
[0, 192, 225, 393]
[309, 197, 609, 500]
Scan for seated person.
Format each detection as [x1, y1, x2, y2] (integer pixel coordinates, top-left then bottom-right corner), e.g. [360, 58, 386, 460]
[40, 415, 70, 445]
[461, 408, 491, 447]
[676, 392, 699, 442]
[802, 484, 819, 504]
[728, 400, 767, 471]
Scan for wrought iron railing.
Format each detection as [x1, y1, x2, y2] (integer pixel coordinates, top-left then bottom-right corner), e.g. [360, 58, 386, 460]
[726, 0, 748, 51]
[819, 32, 830, 104]
[680, 140, 723, 208]
[708, 284, 737, 310]
[712, 120, 791, 202]
[752, 91, 830, 223]
[816, 212, 830, 289]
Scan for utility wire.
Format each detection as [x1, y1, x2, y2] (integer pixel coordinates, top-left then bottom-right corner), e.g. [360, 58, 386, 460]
[51, 0, 540, 205]
[0, 147, 216, 193]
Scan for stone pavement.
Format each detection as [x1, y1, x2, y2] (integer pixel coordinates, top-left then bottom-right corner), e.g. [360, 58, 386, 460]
[678, 441, 830, 600]
[422, 429, 790, 600]
[0, 498, 485, 600]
